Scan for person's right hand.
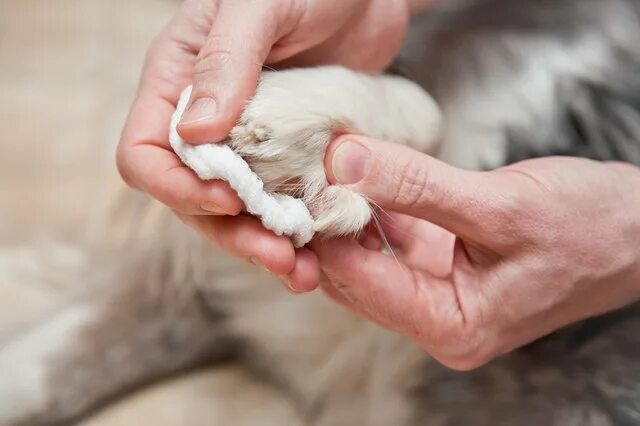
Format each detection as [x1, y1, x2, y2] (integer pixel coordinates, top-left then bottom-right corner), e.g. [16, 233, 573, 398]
[305, 136, 640, 369]
[117, 0, 414, 286]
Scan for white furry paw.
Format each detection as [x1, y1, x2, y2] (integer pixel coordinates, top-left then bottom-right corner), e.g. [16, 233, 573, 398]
[229, 66, 441, 237]
[170, 87, 315, 247]
[0, 307, 92, 425]
[174, 66, 442, 239]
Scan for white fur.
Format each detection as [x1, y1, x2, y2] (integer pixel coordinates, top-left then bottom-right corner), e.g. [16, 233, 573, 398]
[175, 66, 442, 238]
[0, 306, 93, 423]
[232, 67, 441, 237]
[0, 243, 86, 344]
[170, 86, 315, 247]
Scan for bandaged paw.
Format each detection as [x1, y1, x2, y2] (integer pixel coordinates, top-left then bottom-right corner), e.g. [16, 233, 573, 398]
[169, 86, 315, 247]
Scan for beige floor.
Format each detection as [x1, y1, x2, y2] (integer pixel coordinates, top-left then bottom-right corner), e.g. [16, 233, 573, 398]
[0, 0, 174, 241]
[0, 1, 302, 424]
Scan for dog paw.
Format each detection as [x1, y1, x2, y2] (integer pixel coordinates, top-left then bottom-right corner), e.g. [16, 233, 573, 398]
[228, 66, 441, 237]
[0, 307, 92, 425]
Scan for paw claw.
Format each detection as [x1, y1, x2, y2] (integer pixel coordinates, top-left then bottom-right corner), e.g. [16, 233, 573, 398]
[252, 126, 270, 143]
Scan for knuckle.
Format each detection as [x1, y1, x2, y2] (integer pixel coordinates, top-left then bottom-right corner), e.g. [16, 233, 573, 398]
[437, 353, 492, 372]
[432, 335, 495, 372]
[145, 33, 165, 58]
[161, 184, 194, 213]
[145, 177, 171, 204]
[146, 31, 176, 65]
[115, 147, 137, 189]
[193, 39, 234, 83]
[149, 31, 168, 53]
[491, 190, 538, 239]
[498, 192, 530, 219]
[391, 156, 430, 208]
[424, 319, 497, 371]
[270, 0, 305, 34]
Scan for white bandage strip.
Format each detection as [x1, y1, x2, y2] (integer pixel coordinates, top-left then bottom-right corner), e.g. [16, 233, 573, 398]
[169, 86, 315, 247]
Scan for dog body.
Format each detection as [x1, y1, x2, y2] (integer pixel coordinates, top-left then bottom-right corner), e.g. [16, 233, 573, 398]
[2, 0, 640, 425]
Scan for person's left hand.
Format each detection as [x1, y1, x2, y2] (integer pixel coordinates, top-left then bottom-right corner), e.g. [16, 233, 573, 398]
[116, 0, 416, 286]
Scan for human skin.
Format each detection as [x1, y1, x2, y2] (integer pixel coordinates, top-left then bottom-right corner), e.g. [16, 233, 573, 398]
[310, 136, 640, 369]
[117, 0, 435, 283]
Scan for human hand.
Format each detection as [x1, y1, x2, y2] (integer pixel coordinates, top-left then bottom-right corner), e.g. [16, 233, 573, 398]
[116, 0, 415, 280]
[305, 136, 640, 370]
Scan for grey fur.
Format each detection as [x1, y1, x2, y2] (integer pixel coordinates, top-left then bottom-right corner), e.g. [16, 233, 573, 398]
[394, 0, 640, 168]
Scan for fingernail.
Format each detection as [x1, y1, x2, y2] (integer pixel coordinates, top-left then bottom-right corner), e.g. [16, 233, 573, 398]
[250, 256, 266, 270]
[180, 97, 217, 124]
[201, 201, 227, 215]
[280, 275, 300, 293]
[332, 140, 371, 184]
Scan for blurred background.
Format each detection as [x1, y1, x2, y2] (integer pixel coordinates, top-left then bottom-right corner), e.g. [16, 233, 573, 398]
[0, 1, 302, 424]
[0, 0, 172, 242]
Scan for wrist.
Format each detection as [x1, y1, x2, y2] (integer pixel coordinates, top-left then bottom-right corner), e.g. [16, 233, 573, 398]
[626, 165, 640, 285]
[607, 162, 640, 290]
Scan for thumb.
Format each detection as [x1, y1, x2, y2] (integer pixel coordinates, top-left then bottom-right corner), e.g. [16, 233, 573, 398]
[176, 1, 289, 144]
[325, 135, 496, 238]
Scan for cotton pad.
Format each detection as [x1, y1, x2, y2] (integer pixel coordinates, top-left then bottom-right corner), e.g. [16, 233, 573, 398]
[169, 86, 315, 247]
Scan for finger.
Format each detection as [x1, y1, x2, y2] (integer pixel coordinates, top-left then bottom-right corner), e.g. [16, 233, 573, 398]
[313, 238, 472, 356]
[374, 213, 456, 277]
[119, 131, 243, 216]
[312, 238, 461, 335]
[325, 135, 498, 239]
[179, 213, 296, 275]
[371, 212, 419, 250]
[317, 270, 398, 331]
[281, 248, 321, 293]
[117, 6, 244, 215]
[314, 238, 499, 369]
[318, 273, 352, 308]
[358, 225, 383, 251]
[177, 0, 293, 143]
